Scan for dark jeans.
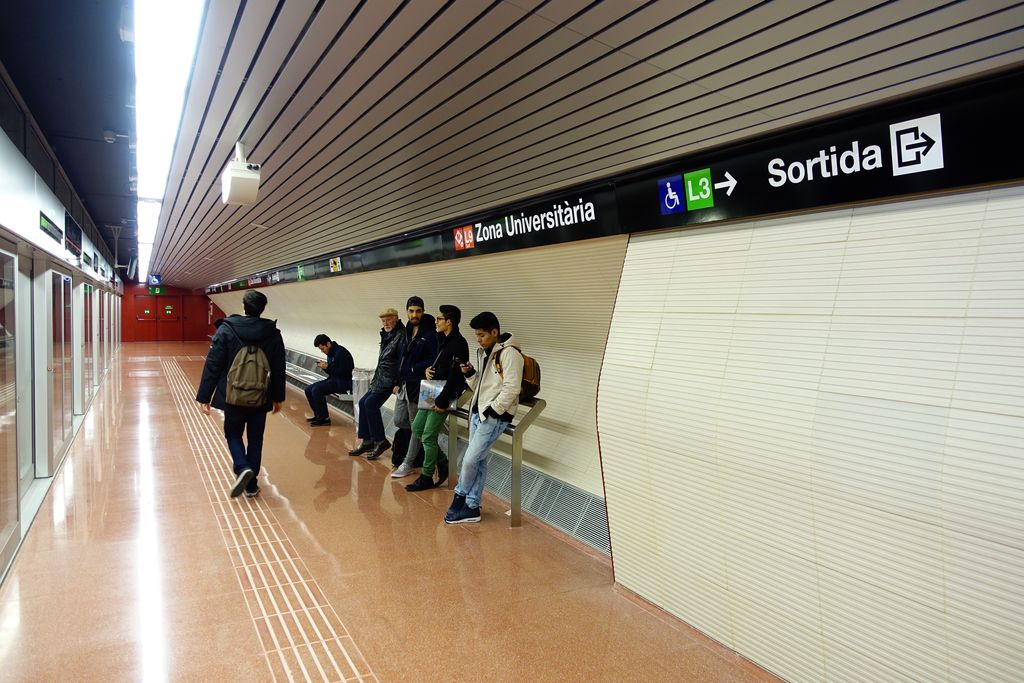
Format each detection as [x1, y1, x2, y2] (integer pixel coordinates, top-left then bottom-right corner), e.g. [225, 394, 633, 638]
[223, 407, 267, 492]
[356, 390, 391, 442]
[304, 378, 348, 419]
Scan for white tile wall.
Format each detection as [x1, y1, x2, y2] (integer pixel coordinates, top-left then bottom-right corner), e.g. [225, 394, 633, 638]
[599, 186, 1024, 682]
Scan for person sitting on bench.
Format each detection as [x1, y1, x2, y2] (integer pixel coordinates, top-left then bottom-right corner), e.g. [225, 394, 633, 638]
[305, 333, 354, 426]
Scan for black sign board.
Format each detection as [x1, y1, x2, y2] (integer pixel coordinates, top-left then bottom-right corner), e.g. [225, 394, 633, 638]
[443, 186, 618, 258]
[616, 69, 1024, 232]
[64, 211, 83, 257]
[39, 212, 61, 244]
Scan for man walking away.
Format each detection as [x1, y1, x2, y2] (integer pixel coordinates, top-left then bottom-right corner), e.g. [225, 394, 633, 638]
[196, 290, 286, 499]
[348, 307, 404, 460]
[390, 296, 437, 474]
[444, 312, 523, 524]
[305, 333, 354, 426]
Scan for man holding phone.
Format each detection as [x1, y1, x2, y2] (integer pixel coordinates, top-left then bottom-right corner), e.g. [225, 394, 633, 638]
[304, 333, 354, 426]
[395, 304, 468, 490]
[444, 311, 523, 523]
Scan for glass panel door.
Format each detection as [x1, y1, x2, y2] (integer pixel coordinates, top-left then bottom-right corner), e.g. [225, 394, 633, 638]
[0, 249, 17, 560]
[98, 291, 106, 372]
[61, 277, 72, 437]
[50, 272, 66, 454]
[83, 286, 93, 396]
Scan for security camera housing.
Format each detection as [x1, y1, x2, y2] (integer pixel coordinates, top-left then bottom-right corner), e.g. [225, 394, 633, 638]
[221, 160, 261, 204]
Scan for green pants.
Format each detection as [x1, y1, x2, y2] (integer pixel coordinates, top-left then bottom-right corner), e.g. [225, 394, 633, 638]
[411, 408, 448, 476]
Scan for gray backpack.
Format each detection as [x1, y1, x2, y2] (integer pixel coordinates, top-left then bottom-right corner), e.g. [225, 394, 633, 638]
[223, 323, 271, 407]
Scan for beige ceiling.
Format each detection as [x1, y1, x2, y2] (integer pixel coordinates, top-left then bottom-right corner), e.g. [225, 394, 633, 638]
[149, 0, 1024, 289]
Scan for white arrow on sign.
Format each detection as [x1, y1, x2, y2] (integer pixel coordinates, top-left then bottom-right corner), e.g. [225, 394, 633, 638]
[714, 171, 738, 197]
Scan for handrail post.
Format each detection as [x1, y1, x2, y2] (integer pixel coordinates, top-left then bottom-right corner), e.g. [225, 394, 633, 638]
[511, 431, 523, 527]
[447, 411, 458, 489]
[507, 398, 546, 528]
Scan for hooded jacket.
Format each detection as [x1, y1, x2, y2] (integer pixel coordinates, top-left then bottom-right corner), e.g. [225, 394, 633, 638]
[369, 321, 405, 392]
[196, 314, 286, 411]
[466, 332, 523, 422]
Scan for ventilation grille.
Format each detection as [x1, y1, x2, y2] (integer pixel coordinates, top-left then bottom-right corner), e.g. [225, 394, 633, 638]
[440, 430, 611, 556]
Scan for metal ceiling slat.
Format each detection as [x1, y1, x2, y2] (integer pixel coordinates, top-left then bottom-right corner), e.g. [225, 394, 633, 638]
[282, 27, 1024, 255]
[153, 0, 327, 274]
[235, 44, 1024, 278]
[195, 18, 768, 267]
[152, 0, 241, 258]
[698, 1, 1023, 99]
[192, 1, 770, 268]
[165, 1, 547, 272]
[153, 0, 278, 271]
[150, 2, 1024, 287]
[217, 0, 456, 235]
[284, 3, 1019, 242]
[155, 0, 399, 276]
[179, 0, 655, 272]
[155, 0, 324, 271]
[159, 0, 408, 277]
[680, 1, 946, 83]
[157, 1, 363, 280]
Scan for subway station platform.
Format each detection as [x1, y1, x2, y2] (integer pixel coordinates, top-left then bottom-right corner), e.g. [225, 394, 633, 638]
[0, 342, 775, 682]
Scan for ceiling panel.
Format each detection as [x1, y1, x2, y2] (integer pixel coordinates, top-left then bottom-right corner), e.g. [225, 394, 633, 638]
[148, 0, 1024, 288]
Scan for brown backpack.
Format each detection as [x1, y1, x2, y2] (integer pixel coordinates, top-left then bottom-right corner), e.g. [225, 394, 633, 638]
[494, 345, 541, 400]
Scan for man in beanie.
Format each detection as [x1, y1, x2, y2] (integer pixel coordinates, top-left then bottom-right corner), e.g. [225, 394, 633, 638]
[348, 307, 404, 459]
[390, 295, 437, 475]
[196, 289, 286, 499]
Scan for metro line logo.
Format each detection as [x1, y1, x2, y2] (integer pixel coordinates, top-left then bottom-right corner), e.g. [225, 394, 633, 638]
[453, 225, 475, 251]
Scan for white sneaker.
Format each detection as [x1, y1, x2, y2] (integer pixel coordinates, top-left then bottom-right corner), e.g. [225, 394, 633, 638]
[390, 463, 415, 478]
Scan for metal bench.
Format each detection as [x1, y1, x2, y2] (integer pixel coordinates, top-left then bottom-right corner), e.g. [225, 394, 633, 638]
[446, 392, 547, 528]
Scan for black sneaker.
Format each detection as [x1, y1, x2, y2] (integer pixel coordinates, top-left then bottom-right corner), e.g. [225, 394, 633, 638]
[444, 493, 466, 521]
[230, 468, 254, 498]
[244, 487, 261, 498]
[348, 440, 374, 456]
[305, 415, 318, 422]
[405, 474, 435, 492]
[366, 439, 391, 461]
[445, 505, 481, 524]
[309, 418, 331, 426]
[435, 458, 449, 487]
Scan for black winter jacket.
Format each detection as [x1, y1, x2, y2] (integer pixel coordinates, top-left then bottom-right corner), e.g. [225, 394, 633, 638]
[323, 341, 354, 391]
[369, 322, 404, 392]
[398, 314, 438, 388]
[432, 329, 470, 411]
[196, 314, 286, 412]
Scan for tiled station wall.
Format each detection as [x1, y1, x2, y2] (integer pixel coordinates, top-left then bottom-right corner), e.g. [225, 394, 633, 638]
[598, 186, 1024, 682]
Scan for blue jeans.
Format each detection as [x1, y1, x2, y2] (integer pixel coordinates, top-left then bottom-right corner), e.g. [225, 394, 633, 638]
[356, 390, 390, 442]
[455, 412, 507, 509]
[305, 378, 348, 419]
[223, 407, 267, 492]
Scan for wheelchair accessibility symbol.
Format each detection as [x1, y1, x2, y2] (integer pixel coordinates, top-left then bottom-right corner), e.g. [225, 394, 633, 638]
[659, 175, 685, 215]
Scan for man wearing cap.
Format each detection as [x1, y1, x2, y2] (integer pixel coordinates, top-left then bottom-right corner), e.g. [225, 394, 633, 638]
[349, 307, 405, 459]
[390, 296, 437, 475]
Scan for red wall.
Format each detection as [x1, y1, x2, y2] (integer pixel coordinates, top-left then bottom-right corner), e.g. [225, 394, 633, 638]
[122, 283, 219, 342]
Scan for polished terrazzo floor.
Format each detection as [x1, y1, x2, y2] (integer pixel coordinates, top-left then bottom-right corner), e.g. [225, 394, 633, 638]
[0, 342, 777, 682]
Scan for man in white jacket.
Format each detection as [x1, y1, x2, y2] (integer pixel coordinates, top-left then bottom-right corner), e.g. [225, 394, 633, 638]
[444, 311, 523, 524]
